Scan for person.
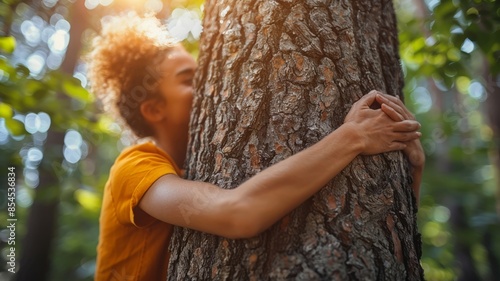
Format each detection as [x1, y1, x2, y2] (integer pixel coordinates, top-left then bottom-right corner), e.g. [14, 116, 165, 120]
[87, 13, 424, 281]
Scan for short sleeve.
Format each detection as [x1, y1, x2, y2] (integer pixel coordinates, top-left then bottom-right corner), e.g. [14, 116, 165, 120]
[109, 143, 179, 227]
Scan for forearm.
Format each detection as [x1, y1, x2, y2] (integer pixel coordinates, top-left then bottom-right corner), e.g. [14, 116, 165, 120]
[139, 124, 362, 239]
[229, 123, 362, 236]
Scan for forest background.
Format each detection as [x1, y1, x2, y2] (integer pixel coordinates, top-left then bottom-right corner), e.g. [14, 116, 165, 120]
[0, 0, 499, 280]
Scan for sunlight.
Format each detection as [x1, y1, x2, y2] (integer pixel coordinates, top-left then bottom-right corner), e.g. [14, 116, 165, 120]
[0, 119, 8, 145]
[144, 0, 163, 13]
[23, 168, 40, 188]
[85, 0, 99, 10]
[167, 8, 202, 41]
[410, 87, 432, 114]
[100, 0, 114, 6]
[26, 52, 45, 75]
[75, 189, 102, 212]
[64, 130, 84, 164]
[48, 29, 69, 54]
[113, 0, 145, 10]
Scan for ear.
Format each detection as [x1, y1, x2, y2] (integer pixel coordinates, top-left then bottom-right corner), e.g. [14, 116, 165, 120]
[140, 98, 165, 123]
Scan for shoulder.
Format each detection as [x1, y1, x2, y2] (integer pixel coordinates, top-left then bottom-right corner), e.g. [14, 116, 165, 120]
[112, 142, 180, 175]
[118, 142, 162, 158]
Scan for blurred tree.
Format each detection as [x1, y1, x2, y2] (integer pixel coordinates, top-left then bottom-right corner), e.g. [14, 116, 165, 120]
[0, 1, 115, 280]
[397, 0, 500, 280]
[15, 0, 89, 280]
[168, 0, 423, 280]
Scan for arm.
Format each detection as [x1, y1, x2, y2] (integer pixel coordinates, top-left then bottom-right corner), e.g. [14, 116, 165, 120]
[375, 93, 425, 204]
[140, 92, 422, 239]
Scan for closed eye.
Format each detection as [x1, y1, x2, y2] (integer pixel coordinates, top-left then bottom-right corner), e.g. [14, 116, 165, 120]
[183, 78, 194, 86]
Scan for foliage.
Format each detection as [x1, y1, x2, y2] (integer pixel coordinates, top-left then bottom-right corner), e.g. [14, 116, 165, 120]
[0, 34, 122, 280]
[0, 0, 204, 280]
[397, 0, 500, 280]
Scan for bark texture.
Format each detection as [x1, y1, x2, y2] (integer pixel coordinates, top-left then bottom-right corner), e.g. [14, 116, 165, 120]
[168, 0, 423, 280]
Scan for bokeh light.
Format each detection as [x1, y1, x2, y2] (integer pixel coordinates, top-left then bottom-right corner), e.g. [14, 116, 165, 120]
[26, 52, 46, 76]
[145, 0, 163, 13]
[0, 119, 9, 145]
[167, 8, 202, 41]
[27, 147, 44, 165]
[17, 187, 34, 208]
[42, 0, 58, 8]
[20, 18, 42, 46]
[48, 29, 70, 54]
[460, 38, 475, 54]
[23, 167, 40, 188]
[24, 112, 51, 134]
[410, 87, 433, 114]
[85, 0, 99, 10]
[63, 130, 84, 164]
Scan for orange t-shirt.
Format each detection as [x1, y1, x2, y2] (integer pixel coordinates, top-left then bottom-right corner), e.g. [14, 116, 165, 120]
[95, 142, 180, 281]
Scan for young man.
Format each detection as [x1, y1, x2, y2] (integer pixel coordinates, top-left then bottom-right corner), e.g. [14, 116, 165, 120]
[88, 14, 424, 281]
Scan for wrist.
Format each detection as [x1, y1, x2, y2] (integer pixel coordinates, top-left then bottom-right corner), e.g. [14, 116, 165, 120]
[337, 122, 364, 155]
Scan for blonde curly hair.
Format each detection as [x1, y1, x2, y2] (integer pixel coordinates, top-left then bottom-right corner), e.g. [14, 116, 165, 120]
[87, 12, 177, 137]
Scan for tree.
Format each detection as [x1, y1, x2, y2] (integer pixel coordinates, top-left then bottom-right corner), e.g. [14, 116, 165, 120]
[168, 0, 423, 280]
[397, 0, 500, 279]
[14, 1, 90, 280]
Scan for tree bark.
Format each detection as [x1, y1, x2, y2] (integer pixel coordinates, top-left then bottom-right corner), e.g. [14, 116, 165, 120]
[168, 0, 423, 280]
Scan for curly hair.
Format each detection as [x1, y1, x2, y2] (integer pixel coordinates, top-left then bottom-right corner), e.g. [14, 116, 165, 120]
[87, 13, 177, 138]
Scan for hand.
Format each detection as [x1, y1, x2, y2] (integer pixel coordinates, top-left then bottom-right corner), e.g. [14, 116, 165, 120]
[375, 92, 425, 168]
[344, 91, 422, 156]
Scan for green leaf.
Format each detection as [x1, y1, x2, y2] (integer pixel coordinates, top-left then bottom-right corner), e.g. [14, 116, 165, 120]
[0, 57, 16, 78]
[0, 102, 13, 118]
[0, 36, 16, 54]
[24, 79, 49, 99]
[5, 118, 24, 136]
[62, 78, 94, 103]
[2, 0, 21, 5]
[0, 3, 12, 18]
[75, 189, 102, 212]
[15, 64, 30, 77]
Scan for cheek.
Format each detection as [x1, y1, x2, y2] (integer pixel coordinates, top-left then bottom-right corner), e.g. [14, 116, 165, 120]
[168, 92, 192, 124]
[182, 88, 194, 110]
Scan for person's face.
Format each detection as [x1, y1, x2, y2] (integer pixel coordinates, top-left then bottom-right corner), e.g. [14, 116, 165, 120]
[156, 46, 197, 131]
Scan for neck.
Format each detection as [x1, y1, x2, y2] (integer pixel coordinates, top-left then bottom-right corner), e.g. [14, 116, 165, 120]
[153, 126, 188, 169]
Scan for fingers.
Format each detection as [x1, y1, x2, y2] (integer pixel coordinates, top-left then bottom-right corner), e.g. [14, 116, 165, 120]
[393, 119, 421, 132]
[404, 143, 426, 167]
[388, 142, 407, 152]
[376, 93, 414, 120]
[381, 103, 404, 122]
[395, 131, 421, 142]
[376, 94, 409, 120]
[355, 90, 379, 108]
[345, 92, 382, 123]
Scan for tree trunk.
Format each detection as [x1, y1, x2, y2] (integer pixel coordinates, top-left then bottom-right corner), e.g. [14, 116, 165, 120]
[168, 0, 423, 280]
[484, 70, 500, 215]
